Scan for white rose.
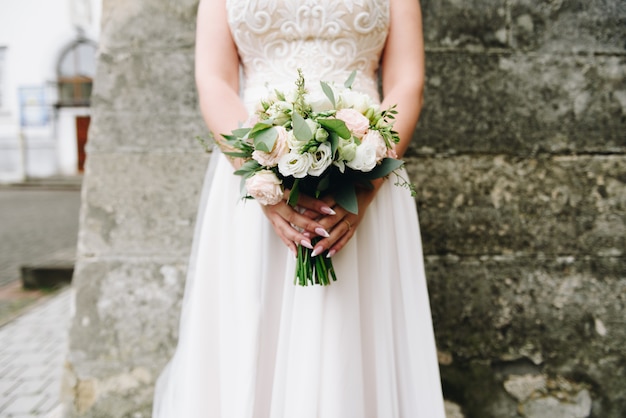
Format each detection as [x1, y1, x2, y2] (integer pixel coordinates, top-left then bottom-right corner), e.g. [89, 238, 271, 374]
[346, 139, 378, 172]
[278, 151, 314, 178]
[307, 142, 333, 176]
[362, 130, 387, 162]
[245, 170, 284, 206]
[335, 108, 370, 138]
[338, 89, 374, 113]
[305, 89, 334, 113]
[252, 126, 290, 167]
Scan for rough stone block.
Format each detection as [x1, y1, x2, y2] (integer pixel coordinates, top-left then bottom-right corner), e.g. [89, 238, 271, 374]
[426, 256, 626, 417]
[78, 152, 209, 257]
[92, 49, 197, 113]
[421, 0, 510, 49]
[68, 259, 186, 378]
[510, 0, 626, 53]
[99, 0, 199, 51]
[415, 52, 626, 155]
[409, 155, 625, 256]
[87, 109, 208, 153]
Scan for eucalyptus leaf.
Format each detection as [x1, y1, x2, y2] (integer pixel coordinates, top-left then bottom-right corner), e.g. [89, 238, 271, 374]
[249, 120, 275, 135]
[334, 182, 358, 214]
[287, 178, 300, 207]
[329, 131, 340, 155]
[252, 127, 278, 153]
[344, 70, 357, 89]
[223, 151, 252, 158]
[231, 127, 251, 138]
[234, 160, 262, 177]
[318, 118, 351, 139]
[292, 112, 313, 141]
[363, 158, 404, 179]
[320, 81, 336, 108]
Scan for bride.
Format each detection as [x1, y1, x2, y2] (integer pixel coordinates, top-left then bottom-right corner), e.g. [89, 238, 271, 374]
[153, 0, 446, 416]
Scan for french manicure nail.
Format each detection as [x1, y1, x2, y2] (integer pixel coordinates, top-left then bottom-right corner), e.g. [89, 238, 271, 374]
[326, 249, 336, 258]
[321, 206, 336, 215]
[300, 240, 314, 250]
[315, 227, 330, 238]
[311, 246, 323, 257]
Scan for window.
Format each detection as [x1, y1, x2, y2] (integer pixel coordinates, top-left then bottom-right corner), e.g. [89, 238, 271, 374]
[56, 39, 97, 107]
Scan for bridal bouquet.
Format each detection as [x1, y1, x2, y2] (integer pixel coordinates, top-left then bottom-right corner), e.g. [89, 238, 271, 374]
[220, 70, 411, 286]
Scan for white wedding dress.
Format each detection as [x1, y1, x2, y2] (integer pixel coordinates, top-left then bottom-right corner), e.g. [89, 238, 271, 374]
[153, 0, 446, 417]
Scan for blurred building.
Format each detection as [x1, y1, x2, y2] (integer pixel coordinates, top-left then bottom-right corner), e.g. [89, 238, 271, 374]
[0, 0, 101, 182]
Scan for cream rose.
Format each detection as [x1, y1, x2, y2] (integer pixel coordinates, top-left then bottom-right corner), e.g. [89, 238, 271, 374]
[266, 100, 292, 125]
[245, 170, 284, 206]
[362, 130, 387, 162]
[252, 126, 290, 167]
[306, 89, 334, 113]
[278, 151, 313, 178]
[335, 108, 369, 138]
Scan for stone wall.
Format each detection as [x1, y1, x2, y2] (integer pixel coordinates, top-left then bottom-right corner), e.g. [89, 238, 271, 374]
[64, 0, 625, 417]
[417, 0, 625, 417]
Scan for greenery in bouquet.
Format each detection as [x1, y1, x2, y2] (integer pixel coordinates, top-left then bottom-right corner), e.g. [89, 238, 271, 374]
[218, 70, 413, 286]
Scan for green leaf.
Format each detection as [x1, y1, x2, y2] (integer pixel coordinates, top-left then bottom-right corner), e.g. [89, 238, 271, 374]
[344, 70, 357, 89]
[320, 81, 336, 108]
[334, 182, 359, 214]
[223, 151, 252, 158]
[249, 120, 274, 135]
[231, 127, 251, 138]
[292, 112, 313, 141]
[318, 118, 351, 139]
[233, 159, 262, 177]
[328, 131, 340, 155]
[363, 158, 404, 179]
[252, 127, 278, 153]
[287, 178, 300, 207]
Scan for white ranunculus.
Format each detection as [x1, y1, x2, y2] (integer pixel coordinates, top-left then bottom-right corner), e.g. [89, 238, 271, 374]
[346, 139, 378, 172]
[278, 151, 314, 178]
[307, 142, 333, 176]
[338, 89, 374, 113]
[245, 170, 283, 205]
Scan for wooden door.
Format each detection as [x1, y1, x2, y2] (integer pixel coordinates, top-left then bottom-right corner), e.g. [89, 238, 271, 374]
[76, 116, 90, 172]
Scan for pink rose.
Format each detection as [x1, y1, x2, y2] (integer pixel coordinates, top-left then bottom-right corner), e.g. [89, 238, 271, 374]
[245, 170, 284, 205]
[335, 108, 369, 138]
[252, 126, 290, 167]
[362, 130, 387, 162]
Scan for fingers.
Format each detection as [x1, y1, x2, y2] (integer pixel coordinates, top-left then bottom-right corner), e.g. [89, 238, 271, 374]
[261, 201, 331, 252]
[284, 190, 337, 217]
[311, 213, 357, 258]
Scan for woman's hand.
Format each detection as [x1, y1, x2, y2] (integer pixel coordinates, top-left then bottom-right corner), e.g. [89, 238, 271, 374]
[260, 192, 336, 256]
[308, 179, 384, 258]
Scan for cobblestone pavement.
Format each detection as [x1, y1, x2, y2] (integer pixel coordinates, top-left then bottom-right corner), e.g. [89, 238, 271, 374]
[0, 288, 71, 417]
[0, 189, 81, 288]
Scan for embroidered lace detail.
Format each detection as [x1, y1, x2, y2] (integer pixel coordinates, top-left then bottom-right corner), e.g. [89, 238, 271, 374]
[226, 0, 389, 110]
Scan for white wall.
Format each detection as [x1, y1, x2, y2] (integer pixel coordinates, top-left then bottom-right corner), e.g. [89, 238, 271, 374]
[0, 0, 101, 181]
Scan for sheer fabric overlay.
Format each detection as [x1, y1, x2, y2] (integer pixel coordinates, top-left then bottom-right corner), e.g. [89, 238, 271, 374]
[153, 0, 445, 416]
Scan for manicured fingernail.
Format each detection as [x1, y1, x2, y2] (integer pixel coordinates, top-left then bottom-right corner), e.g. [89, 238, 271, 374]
[303, 231, 312, 238]
[315, 227, 330, 238]
[321, 206, 336, 215]
[326, 249, 336, 258]
[311, 246, 323, 257]
[300, 239, 314, 250]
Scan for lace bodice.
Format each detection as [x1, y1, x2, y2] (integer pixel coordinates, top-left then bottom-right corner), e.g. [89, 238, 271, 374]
[227, 0, 390, 110]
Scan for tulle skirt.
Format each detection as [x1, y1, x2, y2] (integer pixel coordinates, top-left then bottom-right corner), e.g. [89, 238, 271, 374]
[152, 151, 445, 418]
